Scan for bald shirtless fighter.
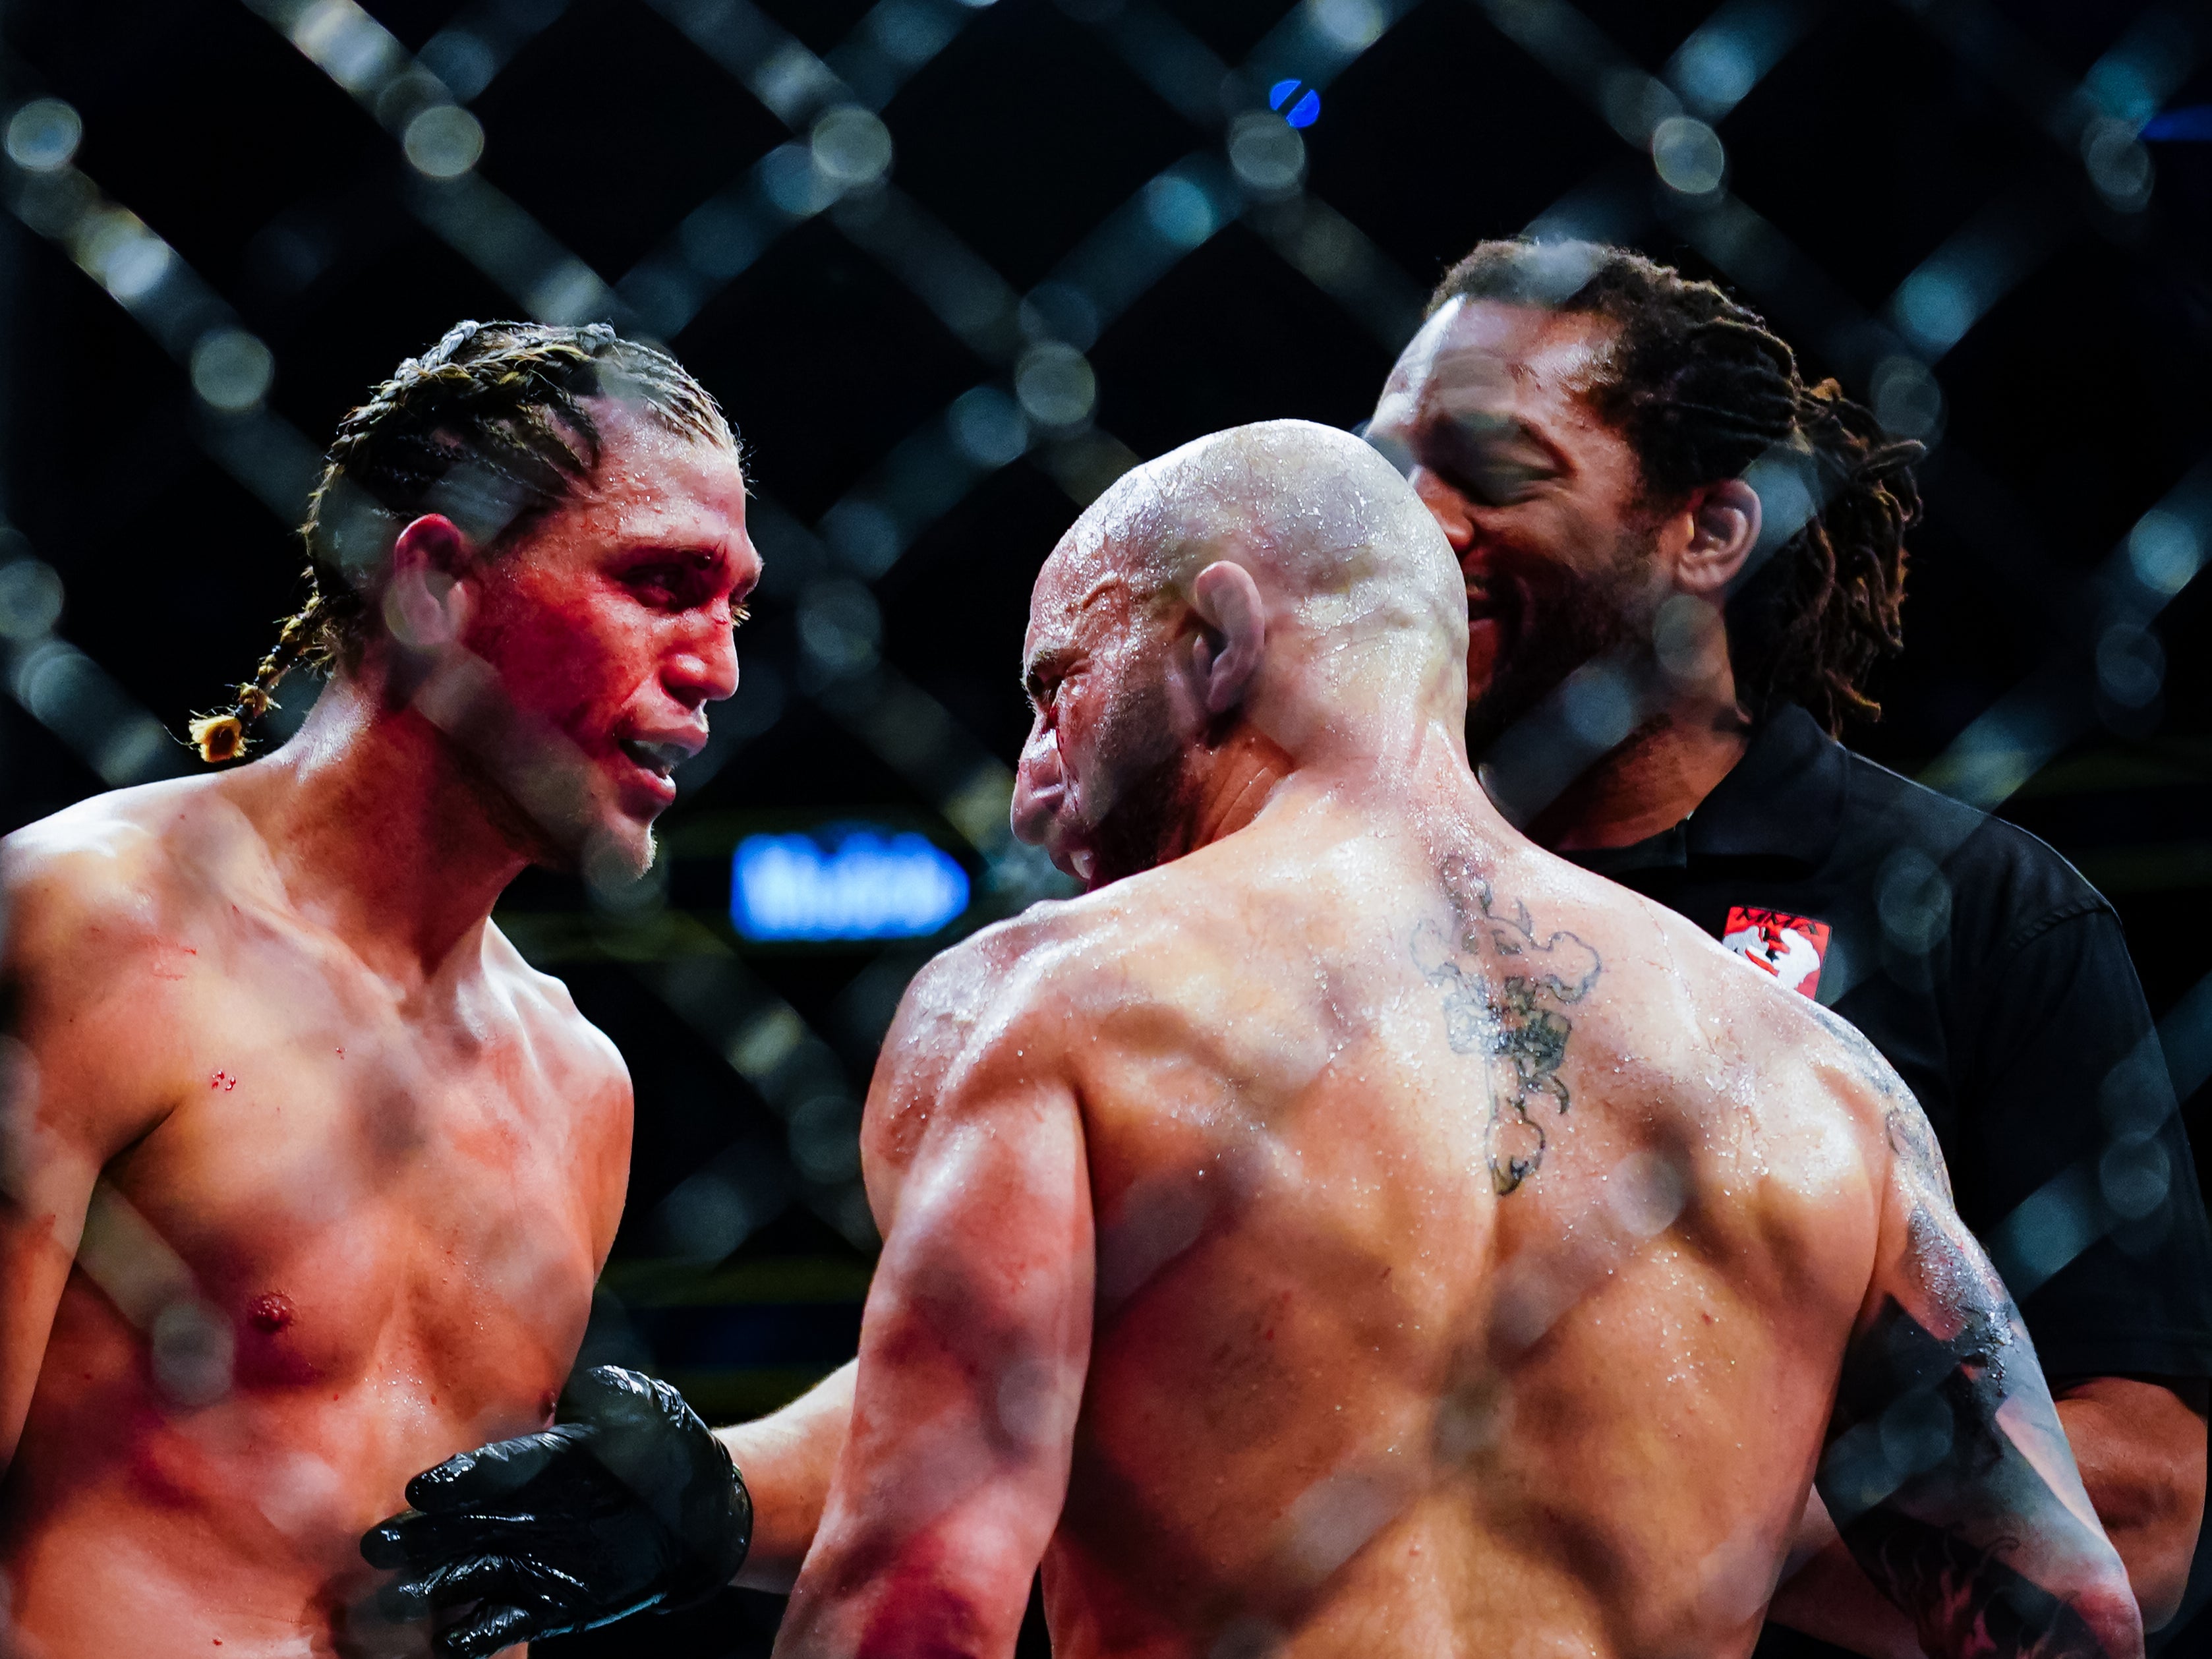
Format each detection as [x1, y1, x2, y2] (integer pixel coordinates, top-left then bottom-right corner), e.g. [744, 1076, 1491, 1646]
[372, 422, 2139, 1659]
[0, 322, 755, 1656]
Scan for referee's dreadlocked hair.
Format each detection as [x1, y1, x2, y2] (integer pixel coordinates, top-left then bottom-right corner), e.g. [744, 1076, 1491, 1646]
[189, 320, 733, 764]
[1427, 239, 1923, 736]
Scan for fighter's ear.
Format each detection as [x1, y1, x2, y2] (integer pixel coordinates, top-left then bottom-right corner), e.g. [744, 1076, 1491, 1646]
[1674, 478, 1762, 597]
[383, 514, 473, 649]
[1187, 560, 1266, 716]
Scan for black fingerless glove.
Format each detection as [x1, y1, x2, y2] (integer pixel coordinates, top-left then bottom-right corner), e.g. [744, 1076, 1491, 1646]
[361, 1365, 752, 1658]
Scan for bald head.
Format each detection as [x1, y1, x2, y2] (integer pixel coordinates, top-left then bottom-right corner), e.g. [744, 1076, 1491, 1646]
[1012, 421, 1473, 889]
[1074, 419, 1464, 660]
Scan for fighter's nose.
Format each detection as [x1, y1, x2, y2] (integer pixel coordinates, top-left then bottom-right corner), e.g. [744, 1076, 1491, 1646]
[1010, 734, 1066, 848]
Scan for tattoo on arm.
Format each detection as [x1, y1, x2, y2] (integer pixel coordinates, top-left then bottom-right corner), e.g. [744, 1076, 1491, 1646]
[1819, 1292, 2118, 1658]
[1411, 867, 1600, 1195]
[1843, 1511, 2110, 1659]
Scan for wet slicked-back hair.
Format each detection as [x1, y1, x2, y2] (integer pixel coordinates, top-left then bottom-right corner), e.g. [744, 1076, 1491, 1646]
[189, 319, 733, 763]
[1428, 239, 1923, 734]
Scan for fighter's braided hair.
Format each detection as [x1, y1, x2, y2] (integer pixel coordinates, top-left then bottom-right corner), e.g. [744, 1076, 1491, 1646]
[1428, 239, 1923, 734]
[189, 319, 732, 763]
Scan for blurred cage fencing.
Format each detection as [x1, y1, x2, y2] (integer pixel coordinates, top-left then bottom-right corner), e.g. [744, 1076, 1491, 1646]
[0, 0, 2209, 1650]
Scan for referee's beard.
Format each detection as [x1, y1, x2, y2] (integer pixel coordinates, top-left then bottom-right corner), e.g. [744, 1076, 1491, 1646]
[1463, 519, 1656, 760]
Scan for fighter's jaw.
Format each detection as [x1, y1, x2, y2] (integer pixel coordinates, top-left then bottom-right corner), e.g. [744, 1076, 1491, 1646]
[494, 726, 671, 883]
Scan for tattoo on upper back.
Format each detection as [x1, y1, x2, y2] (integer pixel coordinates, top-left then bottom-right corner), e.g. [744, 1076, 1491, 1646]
[1411, 866, 1600, 1196]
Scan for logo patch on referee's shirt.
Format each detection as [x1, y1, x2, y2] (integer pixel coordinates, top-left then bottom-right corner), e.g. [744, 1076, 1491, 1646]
[1721, 906, 1831, 999]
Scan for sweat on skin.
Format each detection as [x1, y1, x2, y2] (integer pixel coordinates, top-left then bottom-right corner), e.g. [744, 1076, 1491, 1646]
[353, 420, 2144, 1659]
[770, 422, 2143, 1659]
[0, 382, 755, 1658]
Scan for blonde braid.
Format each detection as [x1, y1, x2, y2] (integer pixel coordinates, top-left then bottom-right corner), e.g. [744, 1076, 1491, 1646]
[187, 590, 326, 764]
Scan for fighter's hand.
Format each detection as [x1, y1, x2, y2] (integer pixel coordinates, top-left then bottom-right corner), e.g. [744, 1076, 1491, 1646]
[359, 1365, 752, 1658]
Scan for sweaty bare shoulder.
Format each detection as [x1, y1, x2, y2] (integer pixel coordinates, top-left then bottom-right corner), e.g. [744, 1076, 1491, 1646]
[1787, 988, 1954, 1204]
[482, 924, 633, 1260]
[1, 780, 241, 1159]
[863, 900, 1098, 1175]
[3, 788, 185, 970]
[484, 923, 627, 1086]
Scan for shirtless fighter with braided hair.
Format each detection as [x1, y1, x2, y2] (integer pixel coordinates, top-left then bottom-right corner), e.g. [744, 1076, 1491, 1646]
[0, 320, 756, 1656]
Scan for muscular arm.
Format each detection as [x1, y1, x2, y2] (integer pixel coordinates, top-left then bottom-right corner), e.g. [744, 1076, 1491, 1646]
[0, 1075, 98, 1472]
[776, 969, 1093, 1659]
[714, 1360, 856, 1592]
[1810, 1100, 2143, 1659]
[0, 837, 176, 1472]
[2052, 1375, 2207, 1628]
[1774, 1376, 2203, 1656]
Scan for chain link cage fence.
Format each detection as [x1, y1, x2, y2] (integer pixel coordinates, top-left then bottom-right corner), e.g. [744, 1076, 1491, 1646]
[0, 0, 2207, 1653]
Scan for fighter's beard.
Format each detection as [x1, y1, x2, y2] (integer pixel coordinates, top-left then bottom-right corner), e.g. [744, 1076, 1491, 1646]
[1074, 672, 1207, 888]
[1086, 745, 1206, 887]
[403, 641, 637, 881]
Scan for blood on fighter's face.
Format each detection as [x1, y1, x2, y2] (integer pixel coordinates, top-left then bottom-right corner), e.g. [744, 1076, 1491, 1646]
[1011, 542, 1190, 890]
[1364, 297, 1662, 753]
[453, 397, 757, 875]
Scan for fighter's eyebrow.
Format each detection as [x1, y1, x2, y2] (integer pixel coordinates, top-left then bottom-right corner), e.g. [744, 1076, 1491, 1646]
[620, 542, 759, 614]
[1022, 643, 1079, 701]
[1073, 571, 1127, 613]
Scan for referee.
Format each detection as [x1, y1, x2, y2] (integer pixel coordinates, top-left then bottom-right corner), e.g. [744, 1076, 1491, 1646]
[1366, 237, 2212, 1654]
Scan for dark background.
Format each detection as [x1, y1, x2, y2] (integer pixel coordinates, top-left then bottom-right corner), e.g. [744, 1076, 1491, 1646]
[0, 0, 2209, 1651]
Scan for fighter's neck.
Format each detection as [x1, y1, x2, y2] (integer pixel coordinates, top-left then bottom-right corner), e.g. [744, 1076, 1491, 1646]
[1520, 689, 1753, 853]
[235, 677, 529, 987]
[1186, 732, 1297, 855]
[1168, 709, 1480, 864]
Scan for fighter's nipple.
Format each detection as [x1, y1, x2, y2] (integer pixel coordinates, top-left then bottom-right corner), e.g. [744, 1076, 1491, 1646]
[247, 1292, 296, 1335]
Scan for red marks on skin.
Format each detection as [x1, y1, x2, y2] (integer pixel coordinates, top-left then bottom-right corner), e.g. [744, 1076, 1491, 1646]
[248, 1293, 295, 1335]
[210, 1071, 237, 1091]
[335, 1047, 344, 1059]
[856, 1540, 992, 1658]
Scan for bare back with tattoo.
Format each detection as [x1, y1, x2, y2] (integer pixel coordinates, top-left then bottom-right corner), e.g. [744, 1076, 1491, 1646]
[789, 422, 2139, 1659]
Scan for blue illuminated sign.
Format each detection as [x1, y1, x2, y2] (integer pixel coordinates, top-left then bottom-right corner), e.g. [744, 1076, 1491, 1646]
[2142, 105, 2212, 141]
[732, 827, 970, 941]
[1269, 78, 1321, 129]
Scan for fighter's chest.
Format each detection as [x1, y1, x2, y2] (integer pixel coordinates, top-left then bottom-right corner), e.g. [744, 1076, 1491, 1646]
[102, 965, 602, 1393]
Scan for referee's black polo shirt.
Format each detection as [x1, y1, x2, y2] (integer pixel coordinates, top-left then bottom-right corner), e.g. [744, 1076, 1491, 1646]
[1565, 702, 2212, 1374]
[1566, 707, 2212, 1654]
[1562, 704, 2212, 1658]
